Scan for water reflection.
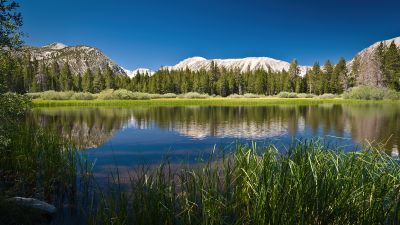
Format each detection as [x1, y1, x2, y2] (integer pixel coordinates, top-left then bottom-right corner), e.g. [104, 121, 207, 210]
[30, 104, 400, 157]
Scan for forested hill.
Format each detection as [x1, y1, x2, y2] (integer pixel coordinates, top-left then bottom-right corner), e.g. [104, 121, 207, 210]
[1, 36, 400, 95]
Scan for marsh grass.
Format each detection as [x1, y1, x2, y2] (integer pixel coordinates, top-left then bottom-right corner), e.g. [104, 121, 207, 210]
[0, 93, 79, 224]
[0, 124, 78, 203]
[84, 142, 400, 225]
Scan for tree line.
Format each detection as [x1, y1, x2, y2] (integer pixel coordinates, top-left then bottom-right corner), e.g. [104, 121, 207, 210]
[1, 41, 400, 96]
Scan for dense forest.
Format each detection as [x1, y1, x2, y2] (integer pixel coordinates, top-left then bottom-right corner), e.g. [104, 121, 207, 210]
[1, 41, 400, 96]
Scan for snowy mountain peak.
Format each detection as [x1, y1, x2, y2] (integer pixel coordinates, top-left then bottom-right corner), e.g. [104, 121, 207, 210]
[169, 56, 309, 76]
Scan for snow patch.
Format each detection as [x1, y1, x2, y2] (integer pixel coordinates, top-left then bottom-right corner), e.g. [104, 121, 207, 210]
[123, 67, 155, 78]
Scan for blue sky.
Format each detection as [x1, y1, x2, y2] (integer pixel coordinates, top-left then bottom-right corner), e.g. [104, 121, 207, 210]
[20, 0, 400, 70]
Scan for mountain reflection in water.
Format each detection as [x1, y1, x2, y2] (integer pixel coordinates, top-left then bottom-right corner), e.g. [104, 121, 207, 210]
[29, 104, 400, 169]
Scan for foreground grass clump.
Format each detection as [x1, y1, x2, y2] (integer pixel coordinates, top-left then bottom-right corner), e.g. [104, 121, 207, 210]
[87, 142, 400, 225]
[343, 86, 400, 100]
[0, 93, 78, 224]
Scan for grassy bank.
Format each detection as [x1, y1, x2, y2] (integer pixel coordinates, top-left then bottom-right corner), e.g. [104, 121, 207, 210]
[86, 142, 400, 225]
[31, 97, 400, 107]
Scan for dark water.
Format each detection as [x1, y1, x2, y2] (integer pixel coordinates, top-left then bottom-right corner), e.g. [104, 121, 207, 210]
[29, 103, 400, 179]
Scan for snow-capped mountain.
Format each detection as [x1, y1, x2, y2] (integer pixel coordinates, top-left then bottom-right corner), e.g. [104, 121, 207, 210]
[348, 36, 400, 86]
[165, 56, 310, 76]
[123, 68, 155, 78]
[19, 43, 127, 76]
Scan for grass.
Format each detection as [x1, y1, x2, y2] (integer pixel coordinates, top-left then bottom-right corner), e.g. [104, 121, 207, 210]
[343, 86, 400, 100]
[0, 93, 79, 224]
[84, 141, 400, 225]
[31, 97, 400, 107]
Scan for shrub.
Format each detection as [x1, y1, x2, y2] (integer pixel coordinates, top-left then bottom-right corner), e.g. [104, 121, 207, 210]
[297, 93, 315, 98]
[97, 89, 116, 100]
[277, 92, 298, 98]
[40, 91, 74, 100]
[343, 86, 400, 100]
[149, 93, 177, 99]
[243, 93, 265, 98]
[227, 94, 244, 98]
[112, 89, 135, 99]
[97, 89, 152, 100]
[317, 93, 337, 99]
[71, 92, 97, 100]
[178, 92, 210, 99]
[25, 92, 42, 99]
[130, 92, 151, 100]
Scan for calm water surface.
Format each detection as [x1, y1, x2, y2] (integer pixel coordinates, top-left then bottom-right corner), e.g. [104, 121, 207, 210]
[29, 104, 400, 179]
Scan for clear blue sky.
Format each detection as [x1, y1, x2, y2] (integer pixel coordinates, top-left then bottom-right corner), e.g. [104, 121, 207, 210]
[19, 0, 400, 70]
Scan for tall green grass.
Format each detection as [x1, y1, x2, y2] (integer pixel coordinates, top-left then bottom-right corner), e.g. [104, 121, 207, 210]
[343, 86, 400, 100]
[0, 93, 79, 224]
[85, 142, 400, 225]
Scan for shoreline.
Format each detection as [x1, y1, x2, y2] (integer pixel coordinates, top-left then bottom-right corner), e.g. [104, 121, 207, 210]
[31, 98, 400, 107]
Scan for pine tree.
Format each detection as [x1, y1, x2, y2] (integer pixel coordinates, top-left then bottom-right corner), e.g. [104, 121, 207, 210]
[104, 66, 115, 89]
[350, 54, 360, 88]
[93, 68, 105, 93]
[74, 73, 82, 91]
[383, 41, 400, 90]
[60, 63, 73, 91]
[49, 62, 60, 91]
[323, 60, 334, 93]
[288, 59, 300, 92]
[333, 57, 347, 93]
[22, 54, 34, 92]
[82, 68, 93, 92]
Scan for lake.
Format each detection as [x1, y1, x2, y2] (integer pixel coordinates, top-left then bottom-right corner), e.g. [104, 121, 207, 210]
[29, 103, 400, 180]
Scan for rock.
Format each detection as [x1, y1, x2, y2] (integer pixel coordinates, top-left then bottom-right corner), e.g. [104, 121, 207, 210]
[7, 197, 57, 215]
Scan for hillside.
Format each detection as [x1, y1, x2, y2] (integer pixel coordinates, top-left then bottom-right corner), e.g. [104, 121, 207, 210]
[19, 43, 126, 76]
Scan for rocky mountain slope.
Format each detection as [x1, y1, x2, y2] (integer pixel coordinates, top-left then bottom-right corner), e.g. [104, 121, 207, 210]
[20, 43, 126, 76]
[165, 56, 309, 75]
[349, 36, 400, 86]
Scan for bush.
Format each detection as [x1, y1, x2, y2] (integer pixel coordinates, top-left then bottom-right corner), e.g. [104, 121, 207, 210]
[297, 93, 315, 98]
[277, 92, 298, 98]
[317, 93, 337, 99]
[71, 92, 97, 100]
[112, 89, 136, 99]
[25, 92, 42, 99]
[97, 89, 115, 100]
[149, 93, 177, 99]
[97, 89, 151, 100]
[178, 92, 210, 99]
[343, 86, 400, 100]
[130, 92, 151, 100]
[243, 93, 265, 98]
[227, 94, 244, 98]
[39, 91, 74, 100]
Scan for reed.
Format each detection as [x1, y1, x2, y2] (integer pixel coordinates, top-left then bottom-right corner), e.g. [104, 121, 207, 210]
[85, 142, 400, 225]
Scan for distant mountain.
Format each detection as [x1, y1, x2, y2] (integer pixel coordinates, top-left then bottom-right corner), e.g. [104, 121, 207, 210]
[349, 36, 400, 87]
[19, 43, 127, 76]
[164, 56, 310, 76]
[123, 67, 155, 78]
